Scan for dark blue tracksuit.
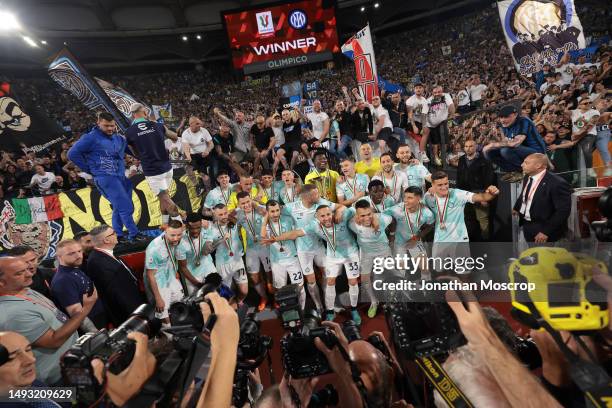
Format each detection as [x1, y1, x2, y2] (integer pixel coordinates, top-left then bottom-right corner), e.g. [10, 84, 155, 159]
[68, 126, 139, 238]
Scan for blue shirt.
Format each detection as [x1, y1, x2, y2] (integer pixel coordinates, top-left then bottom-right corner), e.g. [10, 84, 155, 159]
[501, 116, 546, 153]
[125, 118, 172, 176]
[50, 265, 105, 318]
[67, 126, 127, 177]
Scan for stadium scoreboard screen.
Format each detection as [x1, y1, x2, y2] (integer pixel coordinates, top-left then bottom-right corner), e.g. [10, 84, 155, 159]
[222, 0, 340, 74]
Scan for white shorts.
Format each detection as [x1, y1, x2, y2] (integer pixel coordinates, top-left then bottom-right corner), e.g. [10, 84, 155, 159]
[146, 169, 173, 195]
[155, 278, 184, 319]
[217, 259, 248, 286]
[271, 258, 304, 289]
[297, 251, 325, 276]
[325, 253, 360, 279]
[246, 246, 271, 274]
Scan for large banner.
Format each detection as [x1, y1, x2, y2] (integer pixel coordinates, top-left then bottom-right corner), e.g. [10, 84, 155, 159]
[48, 48, 151, 132]
[0, 169, 201, 259]
[152, 103, 172, 122]
[497, 0, 586, 76]
[0, 82, 66, 154]
[342, 25, 379, 102]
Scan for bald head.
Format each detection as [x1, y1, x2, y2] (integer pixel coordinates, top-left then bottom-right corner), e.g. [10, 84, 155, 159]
[521, 153, 548, 176]
[0, 331, 37, 390]
[348, 340, 393, 406]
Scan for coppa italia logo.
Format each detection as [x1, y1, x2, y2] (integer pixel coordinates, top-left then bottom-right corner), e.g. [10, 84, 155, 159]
[256, 11, 275, 36]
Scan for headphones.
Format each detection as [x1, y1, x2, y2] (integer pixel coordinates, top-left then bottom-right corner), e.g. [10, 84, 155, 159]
[0, 344, 8, 366]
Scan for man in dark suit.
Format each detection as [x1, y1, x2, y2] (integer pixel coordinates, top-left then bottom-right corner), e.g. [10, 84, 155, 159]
[87, 225, 145, 326]
[454, 139, 497, 241]
[513, 153, 572, 243]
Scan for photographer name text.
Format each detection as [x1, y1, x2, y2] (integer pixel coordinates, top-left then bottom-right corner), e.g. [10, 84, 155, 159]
[373, 279, 536, 292]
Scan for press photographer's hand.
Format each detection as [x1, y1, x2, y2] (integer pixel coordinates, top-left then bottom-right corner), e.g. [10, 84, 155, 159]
[91, 332, 156, 407]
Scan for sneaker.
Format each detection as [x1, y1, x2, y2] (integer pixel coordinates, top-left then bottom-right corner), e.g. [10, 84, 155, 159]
[367, 303, 378, 318]
[257, 298, 267, 312]
[351, 308, 362, 325]
[117, 236, 129, 245]
[434, 155, 442, 166]
[420, 152, 430, 163]
[325, 310, 335, 322]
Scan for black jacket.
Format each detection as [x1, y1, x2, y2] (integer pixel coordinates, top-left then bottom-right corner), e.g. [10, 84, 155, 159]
[513, 171, 572, 242]
[456, 153, 496, 191]
[351, 107, 374, 141]
[87, 249, 146, 326]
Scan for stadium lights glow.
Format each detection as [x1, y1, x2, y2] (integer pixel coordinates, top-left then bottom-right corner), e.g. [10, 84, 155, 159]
[22, 35, 38, 47]
[360, 6, 365, 11]
[196, 34, 202, 40]
[374, 2, 380, 8]
[41, 40, 47, 45]
[181, 35, 188, 41]
[0, 11, 21, 31]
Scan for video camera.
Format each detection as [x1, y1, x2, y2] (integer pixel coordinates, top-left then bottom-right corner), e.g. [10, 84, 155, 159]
[277, 284, 338, 378]
[509, 247, 609, 332]
[384, 289, 466, 359]
[61, 304, 161, 405]
[232, 315, 273, 407]
[168, 273, 223, 331]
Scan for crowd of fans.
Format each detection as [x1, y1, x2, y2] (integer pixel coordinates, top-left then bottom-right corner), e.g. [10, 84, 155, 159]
[0, 3, 611, 407]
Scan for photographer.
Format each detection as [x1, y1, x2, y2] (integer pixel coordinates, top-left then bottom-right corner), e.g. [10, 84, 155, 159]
[446, 290, 562, 407]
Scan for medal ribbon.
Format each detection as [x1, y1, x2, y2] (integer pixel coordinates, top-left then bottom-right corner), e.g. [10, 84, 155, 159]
[220, 187, 230, 205]
[383, 172, 397, 198]
[405, 205, 422, 238]
[319, 222, 336, 252]
[163, 235, 179, 276]
[436, 194, 449, 226]
[285, 186, 294, 203]
[347, 175, 357, 196]
[268, 219, 285, 251]
[187, 232, 205, 263]
[216, 223, 232, 253]
[244, 208, 258, 242]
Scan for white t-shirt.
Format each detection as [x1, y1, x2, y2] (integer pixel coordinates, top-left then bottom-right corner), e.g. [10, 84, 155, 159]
[371, 105, 393, 129]
[572, 109, 600, 136]
[456, 89, 470, 107]
[307, 111, 330, 140]
[165, 137, 185, 168]
[30, 172, 55, 192]
[181, 127, 212, 154]
[556, 63, 575, 85]
[272, 125, 285, 147]
[468, 84, 487, 102]
[405, 95, 429, 123]
[539, 82, 551, 94]
[426, 93, 454, 127]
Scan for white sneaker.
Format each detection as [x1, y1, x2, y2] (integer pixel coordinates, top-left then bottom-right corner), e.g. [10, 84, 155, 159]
[421, 152, 430, 163]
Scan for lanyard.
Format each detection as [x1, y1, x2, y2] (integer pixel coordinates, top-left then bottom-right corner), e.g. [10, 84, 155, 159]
[319, 222, 336, 252]
[1, 291, 59, 315]
[522, 174, 543, 205]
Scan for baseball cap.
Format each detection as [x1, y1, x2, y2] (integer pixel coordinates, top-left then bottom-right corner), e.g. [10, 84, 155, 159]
[499, 105, 518, 117]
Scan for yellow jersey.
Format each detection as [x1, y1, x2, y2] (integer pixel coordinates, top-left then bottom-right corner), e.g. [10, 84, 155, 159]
[355, 158, 381, 179]
[305, 169, 340, 202]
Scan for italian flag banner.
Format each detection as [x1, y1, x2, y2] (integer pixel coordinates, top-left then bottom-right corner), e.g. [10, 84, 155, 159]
[12, 195, 64, 224]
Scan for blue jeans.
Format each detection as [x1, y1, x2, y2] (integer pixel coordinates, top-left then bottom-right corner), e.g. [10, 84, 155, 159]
[392, 127, 407, 144]
[596, 129, 611, 164]
[484, 146, 538, 172]
[94, 175, 139, 238]
[328, 134, 352, 159]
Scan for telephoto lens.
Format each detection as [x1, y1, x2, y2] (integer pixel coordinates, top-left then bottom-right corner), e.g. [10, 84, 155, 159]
[342, 320, 362, 343]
